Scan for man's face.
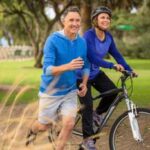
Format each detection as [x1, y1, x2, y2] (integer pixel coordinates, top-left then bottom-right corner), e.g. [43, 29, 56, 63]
[63, 12, 81, 35]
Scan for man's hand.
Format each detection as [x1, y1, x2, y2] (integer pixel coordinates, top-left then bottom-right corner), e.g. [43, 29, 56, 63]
[77, 83, 87, 97]
[67, 57, 84, 70]
[113, 64, 124, 72]
[50, 57, 84, 76]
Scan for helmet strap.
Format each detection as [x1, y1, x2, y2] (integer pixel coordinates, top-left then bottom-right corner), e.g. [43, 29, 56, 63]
[95, 25, 106, 32]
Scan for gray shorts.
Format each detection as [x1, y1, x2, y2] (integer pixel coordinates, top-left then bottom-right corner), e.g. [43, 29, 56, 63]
[38, 90, 78, 124]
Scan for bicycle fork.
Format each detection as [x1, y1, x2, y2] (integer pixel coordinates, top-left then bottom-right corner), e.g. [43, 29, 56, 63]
[125, 98, 143, 142]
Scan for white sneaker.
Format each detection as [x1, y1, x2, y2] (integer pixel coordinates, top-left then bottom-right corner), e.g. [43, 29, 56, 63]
[81, 139, 97, 150]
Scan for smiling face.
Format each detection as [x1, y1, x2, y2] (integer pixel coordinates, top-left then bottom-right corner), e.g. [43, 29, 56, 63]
[62, 12, 81, 39]
[97, 13, 111, 31]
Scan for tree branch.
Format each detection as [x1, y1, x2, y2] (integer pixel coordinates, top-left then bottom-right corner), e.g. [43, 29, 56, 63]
[39, 0, 50, 25]
[44, 0, 74, 39]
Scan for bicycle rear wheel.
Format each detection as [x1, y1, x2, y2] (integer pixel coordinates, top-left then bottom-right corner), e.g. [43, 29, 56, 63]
[109, 108, 150, 150]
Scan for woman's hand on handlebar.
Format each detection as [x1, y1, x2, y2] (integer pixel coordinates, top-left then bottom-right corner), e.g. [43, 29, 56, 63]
[113, 64, 138, 77]
[113, 64, 125, 72]
[131, 71, 138, 77]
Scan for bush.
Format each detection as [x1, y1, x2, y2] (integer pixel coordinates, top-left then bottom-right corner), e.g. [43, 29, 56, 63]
[111, 4, 150, 59]
[126, 33, 150, 59]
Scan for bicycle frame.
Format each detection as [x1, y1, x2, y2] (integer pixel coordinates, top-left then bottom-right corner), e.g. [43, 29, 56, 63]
[121, 73, 143, 142]
[73, 71, 143, 142]
[94, 71, 143, 142]
[72, 89, 125, 137]
[94, 89, 124, 135]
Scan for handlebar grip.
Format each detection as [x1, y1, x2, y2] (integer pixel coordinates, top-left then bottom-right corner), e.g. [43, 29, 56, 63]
[121, 70, 138, 78]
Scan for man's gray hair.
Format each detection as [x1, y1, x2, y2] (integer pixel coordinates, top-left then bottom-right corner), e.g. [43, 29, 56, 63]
[61, 6, 80, 21]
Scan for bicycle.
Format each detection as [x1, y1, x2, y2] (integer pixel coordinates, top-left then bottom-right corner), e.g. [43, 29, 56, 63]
[27, 70, 150, 150]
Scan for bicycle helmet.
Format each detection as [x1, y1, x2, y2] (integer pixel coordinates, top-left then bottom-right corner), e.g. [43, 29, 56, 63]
[91, 6, 112, 21]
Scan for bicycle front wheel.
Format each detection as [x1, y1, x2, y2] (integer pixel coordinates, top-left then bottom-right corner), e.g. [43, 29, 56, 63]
[109, 108, 150, 150]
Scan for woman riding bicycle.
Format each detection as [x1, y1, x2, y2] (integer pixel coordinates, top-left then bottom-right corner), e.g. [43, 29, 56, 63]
[76, 6, 137, 150]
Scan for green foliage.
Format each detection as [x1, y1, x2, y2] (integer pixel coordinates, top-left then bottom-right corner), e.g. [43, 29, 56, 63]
[0, 1, 29, 44]
[111, 2, 150, 59]
[4, 16, 29, 44]
[111, 9, 131, 28]
[125, 2, 150, 59]
[126, 32, 150, 59]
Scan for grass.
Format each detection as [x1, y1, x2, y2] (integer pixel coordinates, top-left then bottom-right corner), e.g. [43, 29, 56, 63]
[0, 58, 150, 107]
[101, 59, 150, 107]
[0, 59, 41, 86]
[0, 59, 41, 104]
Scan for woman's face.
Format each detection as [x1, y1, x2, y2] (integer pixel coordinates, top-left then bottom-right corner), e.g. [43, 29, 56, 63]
[97, 13, 111, 30]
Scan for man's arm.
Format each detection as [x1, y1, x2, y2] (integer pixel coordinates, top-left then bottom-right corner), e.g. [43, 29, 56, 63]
[43, 36, 84, 76]
[50, 57, 84, 76]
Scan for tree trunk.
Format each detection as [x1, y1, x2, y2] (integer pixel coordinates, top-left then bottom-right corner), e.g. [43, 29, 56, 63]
[80, 1, 92, 34]
[34, 48, 43, 68]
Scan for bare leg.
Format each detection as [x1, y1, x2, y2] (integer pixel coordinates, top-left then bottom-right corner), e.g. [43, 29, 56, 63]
[31, 120, 49, 133]
[26, 120, 50, 146]
[55, 115, 75, 150]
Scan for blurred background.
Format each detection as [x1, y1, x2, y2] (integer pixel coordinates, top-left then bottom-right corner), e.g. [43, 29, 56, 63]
[0, 0, 150, 67]
[0, 0, 150, 149]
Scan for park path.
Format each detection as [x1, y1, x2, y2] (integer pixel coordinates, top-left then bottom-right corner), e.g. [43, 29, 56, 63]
[0, 103, 127, 150]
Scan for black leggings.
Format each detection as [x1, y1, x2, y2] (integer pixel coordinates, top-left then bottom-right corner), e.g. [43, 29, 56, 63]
[77, 71, 117, 139]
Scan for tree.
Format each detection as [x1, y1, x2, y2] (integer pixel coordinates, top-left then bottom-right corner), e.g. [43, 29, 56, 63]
[0, 0, 74, 67]
[80, 0, 92, 33]
[0, 14, 29, 45]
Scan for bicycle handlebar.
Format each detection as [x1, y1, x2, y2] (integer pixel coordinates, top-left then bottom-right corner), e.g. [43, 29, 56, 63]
[122, 70, 138, 78]
[91, 70, 137, 101]
[113, 64, 138, 78]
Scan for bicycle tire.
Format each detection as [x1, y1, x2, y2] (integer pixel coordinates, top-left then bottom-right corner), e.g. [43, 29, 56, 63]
[109, 108, 150, 150]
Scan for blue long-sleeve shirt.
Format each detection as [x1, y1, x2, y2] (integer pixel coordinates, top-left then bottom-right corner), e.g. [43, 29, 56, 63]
[39, 31, 90, 96]
[79, 28, 132, 79]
